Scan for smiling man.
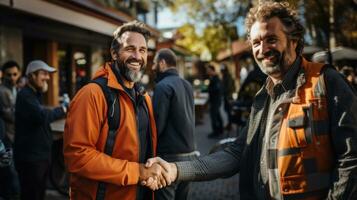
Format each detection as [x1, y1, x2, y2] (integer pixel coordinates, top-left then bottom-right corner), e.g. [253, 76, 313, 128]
[64, 21, 166, 200]
[144, 2, 357, 200]
[14, 60, 67, 200]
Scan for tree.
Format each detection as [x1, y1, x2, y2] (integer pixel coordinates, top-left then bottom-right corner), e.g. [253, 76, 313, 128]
[274, 0, 357, 48]
[160, 0, 251, 60]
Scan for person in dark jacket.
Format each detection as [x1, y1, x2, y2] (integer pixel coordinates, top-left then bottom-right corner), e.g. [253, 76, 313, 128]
[152, 48, 197, 200]
[220, 64, 236, 131]
[0, 61, 21, 200]
[207, 65, 223, 138]
[14, 60, 67, 200]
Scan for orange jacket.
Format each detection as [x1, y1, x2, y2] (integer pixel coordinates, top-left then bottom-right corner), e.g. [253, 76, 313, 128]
[63, 63, 157, 200]
[278, 60, 333, 199]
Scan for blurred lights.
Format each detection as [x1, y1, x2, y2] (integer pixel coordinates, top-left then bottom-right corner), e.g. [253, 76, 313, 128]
[193, 79, 201, 86]
[76, 58, 87, 65]
[204, 79, 210, 86]
[141, 74, 150, 85]
[163, 31, 173, 39]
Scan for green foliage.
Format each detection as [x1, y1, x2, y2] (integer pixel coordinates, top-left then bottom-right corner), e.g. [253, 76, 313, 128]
[161, 0, 250, 60]
[165, 0, 356, 59]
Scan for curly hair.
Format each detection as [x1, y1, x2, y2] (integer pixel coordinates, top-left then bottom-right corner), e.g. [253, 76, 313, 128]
[111, 20, 151, 52]
[245, 1, 305, 55]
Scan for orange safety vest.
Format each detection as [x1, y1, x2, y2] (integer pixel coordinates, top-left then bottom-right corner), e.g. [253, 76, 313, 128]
[278, 61, 333, 199]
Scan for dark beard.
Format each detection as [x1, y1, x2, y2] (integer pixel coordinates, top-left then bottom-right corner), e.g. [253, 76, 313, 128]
[115, 59, 145, 83]
[256, 49, 285, 76]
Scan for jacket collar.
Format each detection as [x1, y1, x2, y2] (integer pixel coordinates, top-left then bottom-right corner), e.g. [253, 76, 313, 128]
[155, 68, 178, 83]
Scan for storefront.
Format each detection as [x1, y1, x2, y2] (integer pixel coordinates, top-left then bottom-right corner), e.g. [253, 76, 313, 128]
[0, 0, 159, 105]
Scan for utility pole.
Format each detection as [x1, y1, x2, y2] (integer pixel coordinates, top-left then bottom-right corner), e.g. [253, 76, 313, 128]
[327, 0, 336, 64]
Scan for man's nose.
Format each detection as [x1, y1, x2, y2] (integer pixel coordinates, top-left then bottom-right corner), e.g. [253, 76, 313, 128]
[258, 41, 269, 55]
[131, 50, 141, 60]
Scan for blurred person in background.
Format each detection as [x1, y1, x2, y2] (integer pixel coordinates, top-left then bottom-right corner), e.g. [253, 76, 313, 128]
[207, 65, 223, 138]
[16, 77, 27, 91]
[152, 48, 197, 200]
[220, 64, 236, 131]
[340, 66, 357, 90]
[14, 60, 67, 200]
[0, 61, 21, 200]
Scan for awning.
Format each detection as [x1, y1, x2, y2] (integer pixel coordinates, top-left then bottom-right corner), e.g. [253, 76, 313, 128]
[312, 46, 357, 62]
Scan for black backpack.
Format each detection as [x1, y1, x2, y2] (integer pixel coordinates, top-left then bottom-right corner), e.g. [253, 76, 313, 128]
[91, 77, 120, 200]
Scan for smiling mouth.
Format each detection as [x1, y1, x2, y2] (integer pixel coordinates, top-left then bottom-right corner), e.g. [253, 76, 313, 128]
[126, 60, 142, 70]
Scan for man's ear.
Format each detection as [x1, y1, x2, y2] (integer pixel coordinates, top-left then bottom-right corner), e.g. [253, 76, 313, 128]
[110, 48, 118, 61]
[159, 59, 166, 66]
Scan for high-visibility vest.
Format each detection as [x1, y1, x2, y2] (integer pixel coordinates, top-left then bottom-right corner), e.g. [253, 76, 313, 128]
[278, 61, 333, 200]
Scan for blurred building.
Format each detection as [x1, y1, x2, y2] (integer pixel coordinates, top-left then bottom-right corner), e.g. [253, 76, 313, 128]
[0, 0, 160, 105]
[216, 40, 251, 91]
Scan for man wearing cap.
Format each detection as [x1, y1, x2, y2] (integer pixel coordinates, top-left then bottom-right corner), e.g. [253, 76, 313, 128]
[14, 60, 67, 200]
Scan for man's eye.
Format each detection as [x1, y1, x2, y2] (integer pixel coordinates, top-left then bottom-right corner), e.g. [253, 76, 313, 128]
[252, 41, 260, 47]
[267, 38, 277, 43]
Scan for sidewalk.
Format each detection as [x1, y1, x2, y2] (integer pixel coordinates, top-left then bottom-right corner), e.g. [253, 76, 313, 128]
[188, 112, 240, 200]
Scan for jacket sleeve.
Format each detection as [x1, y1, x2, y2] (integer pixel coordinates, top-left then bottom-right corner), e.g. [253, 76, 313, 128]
[152, 83, 172, 137]
[63, 83, 140, 186]
[175, 125, 247, 181]
[16, 92, 65, 125]
[324, 68, 357, 199]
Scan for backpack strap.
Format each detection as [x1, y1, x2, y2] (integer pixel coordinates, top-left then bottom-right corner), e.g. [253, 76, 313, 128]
[91, 77, 120, 200]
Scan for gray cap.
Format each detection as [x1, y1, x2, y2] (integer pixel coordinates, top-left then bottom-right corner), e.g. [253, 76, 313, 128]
[25, 60, 56, 75]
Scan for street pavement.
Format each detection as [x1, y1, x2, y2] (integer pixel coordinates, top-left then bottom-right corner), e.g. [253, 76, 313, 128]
[188, 112, 240, 200]
[45, 109, 240, 200]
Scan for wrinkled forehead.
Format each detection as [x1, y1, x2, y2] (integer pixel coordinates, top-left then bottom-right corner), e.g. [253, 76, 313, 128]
[249, 17, 286, 40]
[118, 31, 147, 47]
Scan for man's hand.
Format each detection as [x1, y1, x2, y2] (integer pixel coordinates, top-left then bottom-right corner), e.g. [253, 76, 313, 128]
[142, 157, 178, 189]
[139, 162, 168, 190]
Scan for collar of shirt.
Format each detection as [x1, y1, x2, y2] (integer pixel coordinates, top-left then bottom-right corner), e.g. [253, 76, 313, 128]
[265, 57, 302, 99]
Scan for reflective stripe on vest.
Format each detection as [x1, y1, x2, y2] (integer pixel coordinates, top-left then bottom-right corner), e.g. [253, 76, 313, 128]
[277, 61, 333, 199]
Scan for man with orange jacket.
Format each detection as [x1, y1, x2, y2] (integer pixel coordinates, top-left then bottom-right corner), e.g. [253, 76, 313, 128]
[64, 21, 168, 200]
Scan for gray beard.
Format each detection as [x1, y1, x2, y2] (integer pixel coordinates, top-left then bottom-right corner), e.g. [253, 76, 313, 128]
[41, 81, 48, 93]
[123, 68, 143, 83]
[117, 61, 145, 83]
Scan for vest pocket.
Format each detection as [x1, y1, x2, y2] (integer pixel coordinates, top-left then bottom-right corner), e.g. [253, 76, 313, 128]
[288, 115, 307, 147]
[280, 174, 306, 195]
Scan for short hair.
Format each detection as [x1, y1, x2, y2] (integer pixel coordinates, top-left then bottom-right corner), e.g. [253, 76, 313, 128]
[111, 20, 151, 52]
[245, 1, 305, 55]
[155, 48, 177, 67]
[1, 60, 20, 72]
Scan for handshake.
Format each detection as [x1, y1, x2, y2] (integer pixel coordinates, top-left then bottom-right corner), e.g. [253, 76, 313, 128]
[139, 157, 178, 190]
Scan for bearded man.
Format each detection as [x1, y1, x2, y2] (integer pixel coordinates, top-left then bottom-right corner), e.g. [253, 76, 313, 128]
[144, 2, 357, 200]
[63, 21, 167, 200]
